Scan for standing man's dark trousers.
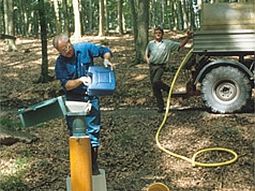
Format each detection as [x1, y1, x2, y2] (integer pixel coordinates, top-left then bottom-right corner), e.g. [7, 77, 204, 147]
[149, 64, 170, 112]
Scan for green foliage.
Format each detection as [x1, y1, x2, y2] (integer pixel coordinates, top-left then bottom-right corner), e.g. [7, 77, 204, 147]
[0, 117, 21, 130]
[15, 157, 29, 169]
[0, 176, 29, 191]
[0, 157, 30, 191]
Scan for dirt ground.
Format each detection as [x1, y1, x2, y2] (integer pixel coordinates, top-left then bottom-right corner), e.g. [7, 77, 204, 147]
[0, 33, 254, 191]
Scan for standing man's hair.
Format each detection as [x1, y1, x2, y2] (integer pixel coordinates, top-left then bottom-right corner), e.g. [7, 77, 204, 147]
[154, 26, 164, 35]
[52, 33, 69, 50]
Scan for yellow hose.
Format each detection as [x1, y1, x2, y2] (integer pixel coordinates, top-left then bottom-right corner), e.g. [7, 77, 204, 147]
[155, 49, 238, 167]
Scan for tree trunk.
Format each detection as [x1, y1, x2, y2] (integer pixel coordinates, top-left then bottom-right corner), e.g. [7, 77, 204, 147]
[62, 0, 69, 33]
[104, 0, 109, 34]
[80, 0, 86, 35]
[88, 0, 93, 32]
[17, 0, 25, 36]
[133, 0, 149, 64]
[130, 0, 138, 44]
[3, 0, 17, 51]
[117, 0, 124, 34]
[0, 0, 4, 34]
[160, 0, 165, 28]
[33, 8, 39, 37]
[151, 0, 155, 27]
[53, 0, 61, 34]
[27, 9, 34, 35]
[72, 0, 81, 40]
[176, 0, 183, 30]
[181, 0, 188, 30]
[37, 0, 50, 83]
[98, 0, 105, 36]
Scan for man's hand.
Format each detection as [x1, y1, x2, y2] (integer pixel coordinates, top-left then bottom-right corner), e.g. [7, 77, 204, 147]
[79, 76, 92, 86]
[180, 30, 193, 49]
[186, 30, 193, 39]
[103, 59, 113, 69]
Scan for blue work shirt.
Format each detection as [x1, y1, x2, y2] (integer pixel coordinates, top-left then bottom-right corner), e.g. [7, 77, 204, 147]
[55, 42, 111, 98]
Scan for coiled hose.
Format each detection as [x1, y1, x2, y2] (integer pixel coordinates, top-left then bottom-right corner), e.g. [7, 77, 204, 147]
[155, 49, 238, 167]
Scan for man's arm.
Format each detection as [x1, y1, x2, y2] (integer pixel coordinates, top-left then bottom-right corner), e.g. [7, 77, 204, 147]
[88, 43, 113, 68]
[103, 52, 114, 68]
[65, 76, 91, 91]
[55, 58, 91, 91]
[179, 31, 193, 49]
[144, 48, 149, 64]
[65, 79, 83, 91]
[144, 44, 150, 64]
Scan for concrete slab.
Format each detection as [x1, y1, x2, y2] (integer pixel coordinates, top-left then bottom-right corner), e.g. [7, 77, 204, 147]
[66, 169, 107, 191]
[92, 169, 107, 191]
[66, 176, 71, 191]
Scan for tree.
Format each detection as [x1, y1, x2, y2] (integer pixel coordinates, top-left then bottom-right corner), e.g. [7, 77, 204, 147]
[98, 0, 106, 36]
[104, 0, 109, 34]
[3, 0, 17, 51]
[130, 0, 138, 53]
[88, 0, 93, 32]
[130, 0, 149, 64]
[0, 0, 4, 34]
[62, 0, 70, 34]
[37, 0, 50, 83]
[72, 0, 81, 40]
[53, 0, 61, 34]
[117, 0, 124, 34]
[160, 0, 165, 28]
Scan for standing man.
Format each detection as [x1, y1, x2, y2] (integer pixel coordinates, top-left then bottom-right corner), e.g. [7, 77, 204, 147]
[53, 34, 113, 175]
[145, 26, 192, 113]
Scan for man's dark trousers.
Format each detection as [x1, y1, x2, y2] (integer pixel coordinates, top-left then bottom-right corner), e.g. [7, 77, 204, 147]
[149, 64, 170, 111]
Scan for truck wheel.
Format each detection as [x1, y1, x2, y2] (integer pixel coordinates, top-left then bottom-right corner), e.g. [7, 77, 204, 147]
[201, 66, 251, 113]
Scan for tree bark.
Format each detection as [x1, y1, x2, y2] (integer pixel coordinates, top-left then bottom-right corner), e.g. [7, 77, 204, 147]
[130, 0, 138, 46]
[88, 0, 93, 32]
[160, 0, 165, 28]
[98, 0, 105, 36]
[72, 0, 81, 40]
[117, 0, 124, 34]
[131, 0, 149, 64]
[3, 0, 17, 51]
[0, 0, 4, 34]
[53, 0, 61, 34]
[62, 0, 70, 33]
[104, 0, 109, 34]
[37, 0, 50, 83]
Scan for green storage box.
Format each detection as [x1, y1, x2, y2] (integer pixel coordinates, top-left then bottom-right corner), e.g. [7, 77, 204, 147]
[18, 96, 67, 127]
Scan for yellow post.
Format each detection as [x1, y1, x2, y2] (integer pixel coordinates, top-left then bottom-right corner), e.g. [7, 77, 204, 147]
[69, 136, 92, 191]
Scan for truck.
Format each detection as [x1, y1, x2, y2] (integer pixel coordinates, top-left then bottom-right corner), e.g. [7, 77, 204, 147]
[182, 2, 255, 113]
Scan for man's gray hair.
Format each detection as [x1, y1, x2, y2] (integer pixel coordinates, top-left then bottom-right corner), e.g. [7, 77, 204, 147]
[52, 33, 69, 49]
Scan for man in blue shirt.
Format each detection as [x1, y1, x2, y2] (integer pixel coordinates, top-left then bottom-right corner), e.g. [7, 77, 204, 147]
[53, 34, 113, 175]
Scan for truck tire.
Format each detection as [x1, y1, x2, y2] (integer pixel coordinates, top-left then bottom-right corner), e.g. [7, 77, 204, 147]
[201, 66, 251, 113]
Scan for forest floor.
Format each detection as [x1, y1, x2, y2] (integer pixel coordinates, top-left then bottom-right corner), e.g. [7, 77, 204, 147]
[0, 32, 254, 191]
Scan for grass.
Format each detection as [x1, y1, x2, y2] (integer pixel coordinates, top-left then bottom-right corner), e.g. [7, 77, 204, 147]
[0, 117, 22, 130]
[0, 176, 29, 191]
[0, 157, 30, 191]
